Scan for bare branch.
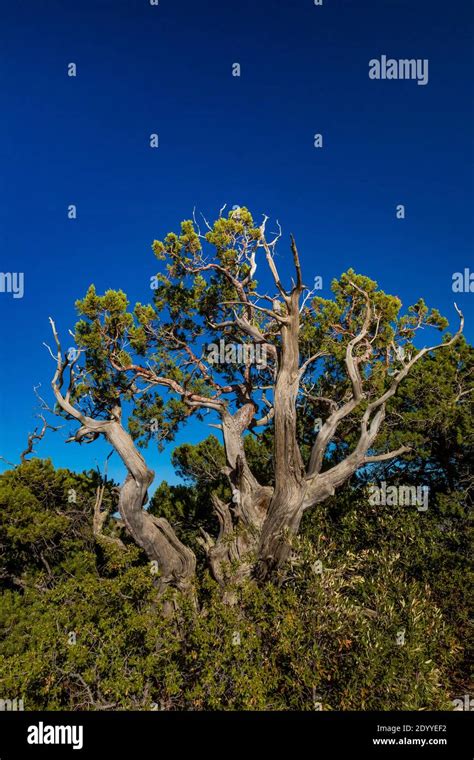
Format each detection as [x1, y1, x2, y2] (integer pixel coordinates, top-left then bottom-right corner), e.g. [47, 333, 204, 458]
[20, 415, 62, 463]
[366, 304, 464, 416]
[220, 299, 289, 324]
[299, 351, 328, 379]
[364, 445, 412, 463]
[290, 234, 303, 290]
[258, 221, 288, 301]
[344, 281, 372, 402]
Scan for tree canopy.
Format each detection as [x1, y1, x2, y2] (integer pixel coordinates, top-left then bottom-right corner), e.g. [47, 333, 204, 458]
[0, 207, 471, 710]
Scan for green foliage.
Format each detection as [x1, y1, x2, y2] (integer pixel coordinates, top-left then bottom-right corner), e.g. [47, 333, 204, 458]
[0, 539, 458, 711]
[0, 456, 469, 711]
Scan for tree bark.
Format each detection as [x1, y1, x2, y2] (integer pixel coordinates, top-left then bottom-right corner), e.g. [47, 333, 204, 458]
[48, 318, 196, 597]
[104, 422, 196, 593]
[255, 292, 306, 581]
[207, 406, 272, 593]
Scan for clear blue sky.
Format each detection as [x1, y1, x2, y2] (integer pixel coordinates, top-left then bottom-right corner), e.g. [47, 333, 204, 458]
[0, 0, 472, 486]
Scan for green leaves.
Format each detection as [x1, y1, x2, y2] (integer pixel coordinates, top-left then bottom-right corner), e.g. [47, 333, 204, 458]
[1, 452, 469, 710]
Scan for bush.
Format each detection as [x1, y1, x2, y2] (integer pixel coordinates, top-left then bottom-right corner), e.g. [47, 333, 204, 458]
[0, 460, 467, 710]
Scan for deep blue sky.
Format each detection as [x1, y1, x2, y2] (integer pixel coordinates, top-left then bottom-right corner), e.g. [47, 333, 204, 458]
[0, 0, 472, 486]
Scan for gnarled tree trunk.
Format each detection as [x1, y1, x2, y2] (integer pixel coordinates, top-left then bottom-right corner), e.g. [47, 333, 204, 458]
[205, 407, 272, 594]
[48, 319, 196, 598]
[105, 422, 196, 594]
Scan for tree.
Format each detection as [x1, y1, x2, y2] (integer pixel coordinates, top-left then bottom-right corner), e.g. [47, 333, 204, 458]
[0, 459, 121, 592]
[45, 207, 464, 596]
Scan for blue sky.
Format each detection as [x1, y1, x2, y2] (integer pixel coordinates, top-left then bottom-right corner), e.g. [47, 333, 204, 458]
[0, 0, 472, 487]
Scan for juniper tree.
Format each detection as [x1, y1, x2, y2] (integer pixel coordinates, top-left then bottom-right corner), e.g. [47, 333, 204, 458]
[46, 207, 464, 594]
